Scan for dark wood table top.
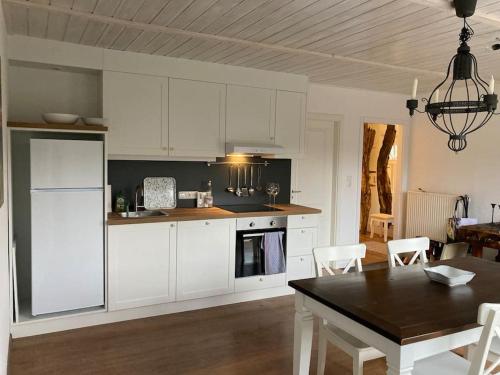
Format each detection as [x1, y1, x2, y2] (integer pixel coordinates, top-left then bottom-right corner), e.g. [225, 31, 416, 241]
[458, 222, 500, 237]
[289, 257, 500, 345]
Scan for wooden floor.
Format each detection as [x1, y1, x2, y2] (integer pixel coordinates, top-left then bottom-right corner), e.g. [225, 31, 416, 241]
[10, 296, 388, 375]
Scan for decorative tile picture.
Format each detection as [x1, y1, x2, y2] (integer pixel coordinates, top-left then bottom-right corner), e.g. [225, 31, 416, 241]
[143, 177, 177, 209]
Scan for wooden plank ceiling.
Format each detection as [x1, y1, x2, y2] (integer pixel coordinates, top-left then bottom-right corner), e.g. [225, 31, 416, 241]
[3, 0, 500, 94]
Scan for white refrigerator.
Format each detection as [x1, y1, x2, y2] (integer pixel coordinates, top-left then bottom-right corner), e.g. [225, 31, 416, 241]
[30, 139, 105, 316]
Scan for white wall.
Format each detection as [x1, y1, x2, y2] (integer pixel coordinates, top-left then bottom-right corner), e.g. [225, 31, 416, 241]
[0, 3, 9, 374]
[408, 112, 500, 223]
[8, 64, 101, 123]
[307, 84, 409, 245]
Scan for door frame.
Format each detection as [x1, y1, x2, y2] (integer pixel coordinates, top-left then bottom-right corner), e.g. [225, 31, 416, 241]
[297, 112, 342, 245]
[357, 116, 410, 241]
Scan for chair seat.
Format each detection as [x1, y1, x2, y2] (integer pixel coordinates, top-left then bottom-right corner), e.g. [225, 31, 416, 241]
[370, 213, 394, 221]
[326, 324, 371, 349]
[325, 324, 384, 360]
[413, 351, 470, 375]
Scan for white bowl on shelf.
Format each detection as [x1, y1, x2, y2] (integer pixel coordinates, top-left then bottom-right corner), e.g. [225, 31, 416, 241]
[424, 265, 475, 287]
[82, 117, 107, 126]
[42, 113, 79, 125]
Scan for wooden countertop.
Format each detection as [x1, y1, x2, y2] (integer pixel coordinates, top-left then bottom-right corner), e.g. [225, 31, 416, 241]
[107, 204, 321, 225]
[8, 121, 108, 132]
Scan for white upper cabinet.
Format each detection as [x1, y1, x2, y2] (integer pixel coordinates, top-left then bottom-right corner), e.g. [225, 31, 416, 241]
[168, 78, 226, 158]
[226, 85, 276, 145]
[103, 71, 168, 156]
[176, 219, 235, 301]
[275, 91, 306, 156]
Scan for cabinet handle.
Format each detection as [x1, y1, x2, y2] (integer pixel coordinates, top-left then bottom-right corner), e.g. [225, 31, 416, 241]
[270, 136, 275, 140]
[301, 229, 306, 234]
[301, 216, 306, 220]
[169, 147, 174, 151]
[170, 223, 175, 228]
[292, 190, 302, 193]
[205, 221, 210, 225]
[300, 257, 304, 261]
[259, 277, 264, 282]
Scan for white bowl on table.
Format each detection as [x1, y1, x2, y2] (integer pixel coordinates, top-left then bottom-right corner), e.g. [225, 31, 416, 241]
[42, 113, 79, 125]
[82, 117, 107, 126]
[424, 265, 475, 287]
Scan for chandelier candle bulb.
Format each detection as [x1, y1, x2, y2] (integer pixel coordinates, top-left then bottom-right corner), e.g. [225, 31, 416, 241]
[411, 78, 418, 99]
[435, 89, 440, 103]
[489, 76, 495, 95]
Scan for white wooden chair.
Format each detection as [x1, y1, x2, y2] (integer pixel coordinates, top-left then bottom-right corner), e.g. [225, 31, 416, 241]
[387, 237, 429, 268]
[440, 242, 469, 260]
[369, 213, 395, 242]
[413, 303, 500, 375]
[313, 244, 385, 375]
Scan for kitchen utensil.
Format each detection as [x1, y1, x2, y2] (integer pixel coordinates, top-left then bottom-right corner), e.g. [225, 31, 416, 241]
[226, 166, 235, 193]
[248, 166, 255, 196]
[143, 177, 177, 209]
[241, 166, 249, 196]
[235, 166, 242, 197]
[42, 113, 79, 124]
[256, 166, 263, 191]
[82, 117, 107, 126]
[265, 182, 280, 205]
[423, 265, 475, 287]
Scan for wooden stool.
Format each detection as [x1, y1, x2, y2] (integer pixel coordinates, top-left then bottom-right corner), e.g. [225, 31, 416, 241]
[370, 213, 395, 242]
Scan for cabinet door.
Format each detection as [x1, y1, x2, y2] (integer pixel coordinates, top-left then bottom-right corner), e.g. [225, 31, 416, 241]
[275, 91, 306, 155]
[108, 222, 176, 311]
[287, 227, 318, 257]
[169, 78, 226, 157]
[177, 219, 235, 301]
[103, 71, 168, 156]
[226, 85, 276, 145]
[287, 255, 315, 281]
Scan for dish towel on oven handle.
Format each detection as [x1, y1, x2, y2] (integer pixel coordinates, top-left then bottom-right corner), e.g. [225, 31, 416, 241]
[262, 231, 286, 275]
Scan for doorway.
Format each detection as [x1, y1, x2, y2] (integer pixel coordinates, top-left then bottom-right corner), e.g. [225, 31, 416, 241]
[291, 114, 340, 247]
[359, 123, 403, 262]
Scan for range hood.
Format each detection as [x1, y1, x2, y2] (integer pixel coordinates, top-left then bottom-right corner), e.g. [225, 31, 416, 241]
[225, 143, 284, 156]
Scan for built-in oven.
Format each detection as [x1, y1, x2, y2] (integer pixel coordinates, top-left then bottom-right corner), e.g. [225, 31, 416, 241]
[235, 216, 287, 278]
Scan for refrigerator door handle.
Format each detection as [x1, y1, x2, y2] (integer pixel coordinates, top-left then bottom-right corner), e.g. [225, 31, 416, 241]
[31, 188, 104, 193]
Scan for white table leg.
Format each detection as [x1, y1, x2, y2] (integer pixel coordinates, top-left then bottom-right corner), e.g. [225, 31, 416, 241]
[386, 347, 414, 375]
[293, 293, 314, 375]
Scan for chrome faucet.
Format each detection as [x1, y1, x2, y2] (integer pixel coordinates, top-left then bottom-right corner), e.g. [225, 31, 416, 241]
[135, 184, 145, 212]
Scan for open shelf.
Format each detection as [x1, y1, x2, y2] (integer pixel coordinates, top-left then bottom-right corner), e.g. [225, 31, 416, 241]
[8, 121, 108, 132]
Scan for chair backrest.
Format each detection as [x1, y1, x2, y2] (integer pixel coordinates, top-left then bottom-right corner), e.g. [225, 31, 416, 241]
[440, 242, 469, 260]
[313, 244, 366, 277]
[468, 303, 500, 375]
[387, 237, 429, 268]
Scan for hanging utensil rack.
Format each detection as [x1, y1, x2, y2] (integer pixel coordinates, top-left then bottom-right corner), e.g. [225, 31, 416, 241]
[206, 161, 270, 167]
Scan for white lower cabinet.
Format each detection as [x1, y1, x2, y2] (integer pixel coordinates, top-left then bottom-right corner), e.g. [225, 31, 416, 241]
[176, 219, 236, 301]
[287, 227, 318, 257]
[108, 222, 177, 311]
[287, 255, 315, 281]
[235, 273, 286, 293]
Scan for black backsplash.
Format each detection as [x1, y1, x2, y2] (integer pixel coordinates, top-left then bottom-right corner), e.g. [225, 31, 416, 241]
[108, 157, 291, 208]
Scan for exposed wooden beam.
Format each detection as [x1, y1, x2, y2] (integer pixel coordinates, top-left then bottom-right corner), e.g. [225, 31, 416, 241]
[4, 0, 444, 78]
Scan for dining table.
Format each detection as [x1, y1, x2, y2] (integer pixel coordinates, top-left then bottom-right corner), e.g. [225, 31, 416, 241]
[289, 257, 500, 375]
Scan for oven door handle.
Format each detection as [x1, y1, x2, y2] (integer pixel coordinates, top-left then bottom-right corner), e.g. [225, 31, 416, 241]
[242, 233, 265, 238]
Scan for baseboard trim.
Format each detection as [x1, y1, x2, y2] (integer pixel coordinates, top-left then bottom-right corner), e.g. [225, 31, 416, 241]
[7, 334, 12, 375]
[11, 287, 294, 338]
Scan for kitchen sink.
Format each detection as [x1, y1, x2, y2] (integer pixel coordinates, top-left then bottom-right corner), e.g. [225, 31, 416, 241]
[118, 210, 168, 218]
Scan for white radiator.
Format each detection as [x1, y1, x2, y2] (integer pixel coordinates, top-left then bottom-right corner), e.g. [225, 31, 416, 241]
[405, 191, 459, 243]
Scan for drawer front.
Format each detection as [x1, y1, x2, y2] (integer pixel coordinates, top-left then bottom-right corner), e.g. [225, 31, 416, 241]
[287, 227, 317, 256]
[287, 255, 315, 281]
[235, 273, 286, 293]
[288, 214, 319, 229]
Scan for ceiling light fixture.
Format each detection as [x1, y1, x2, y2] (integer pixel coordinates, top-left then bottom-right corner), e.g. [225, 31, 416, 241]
[406, 0, 497, 152]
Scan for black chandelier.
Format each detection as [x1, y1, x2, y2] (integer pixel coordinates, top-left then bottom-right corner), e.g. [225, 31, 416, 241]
[406, 0, 498, 152]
